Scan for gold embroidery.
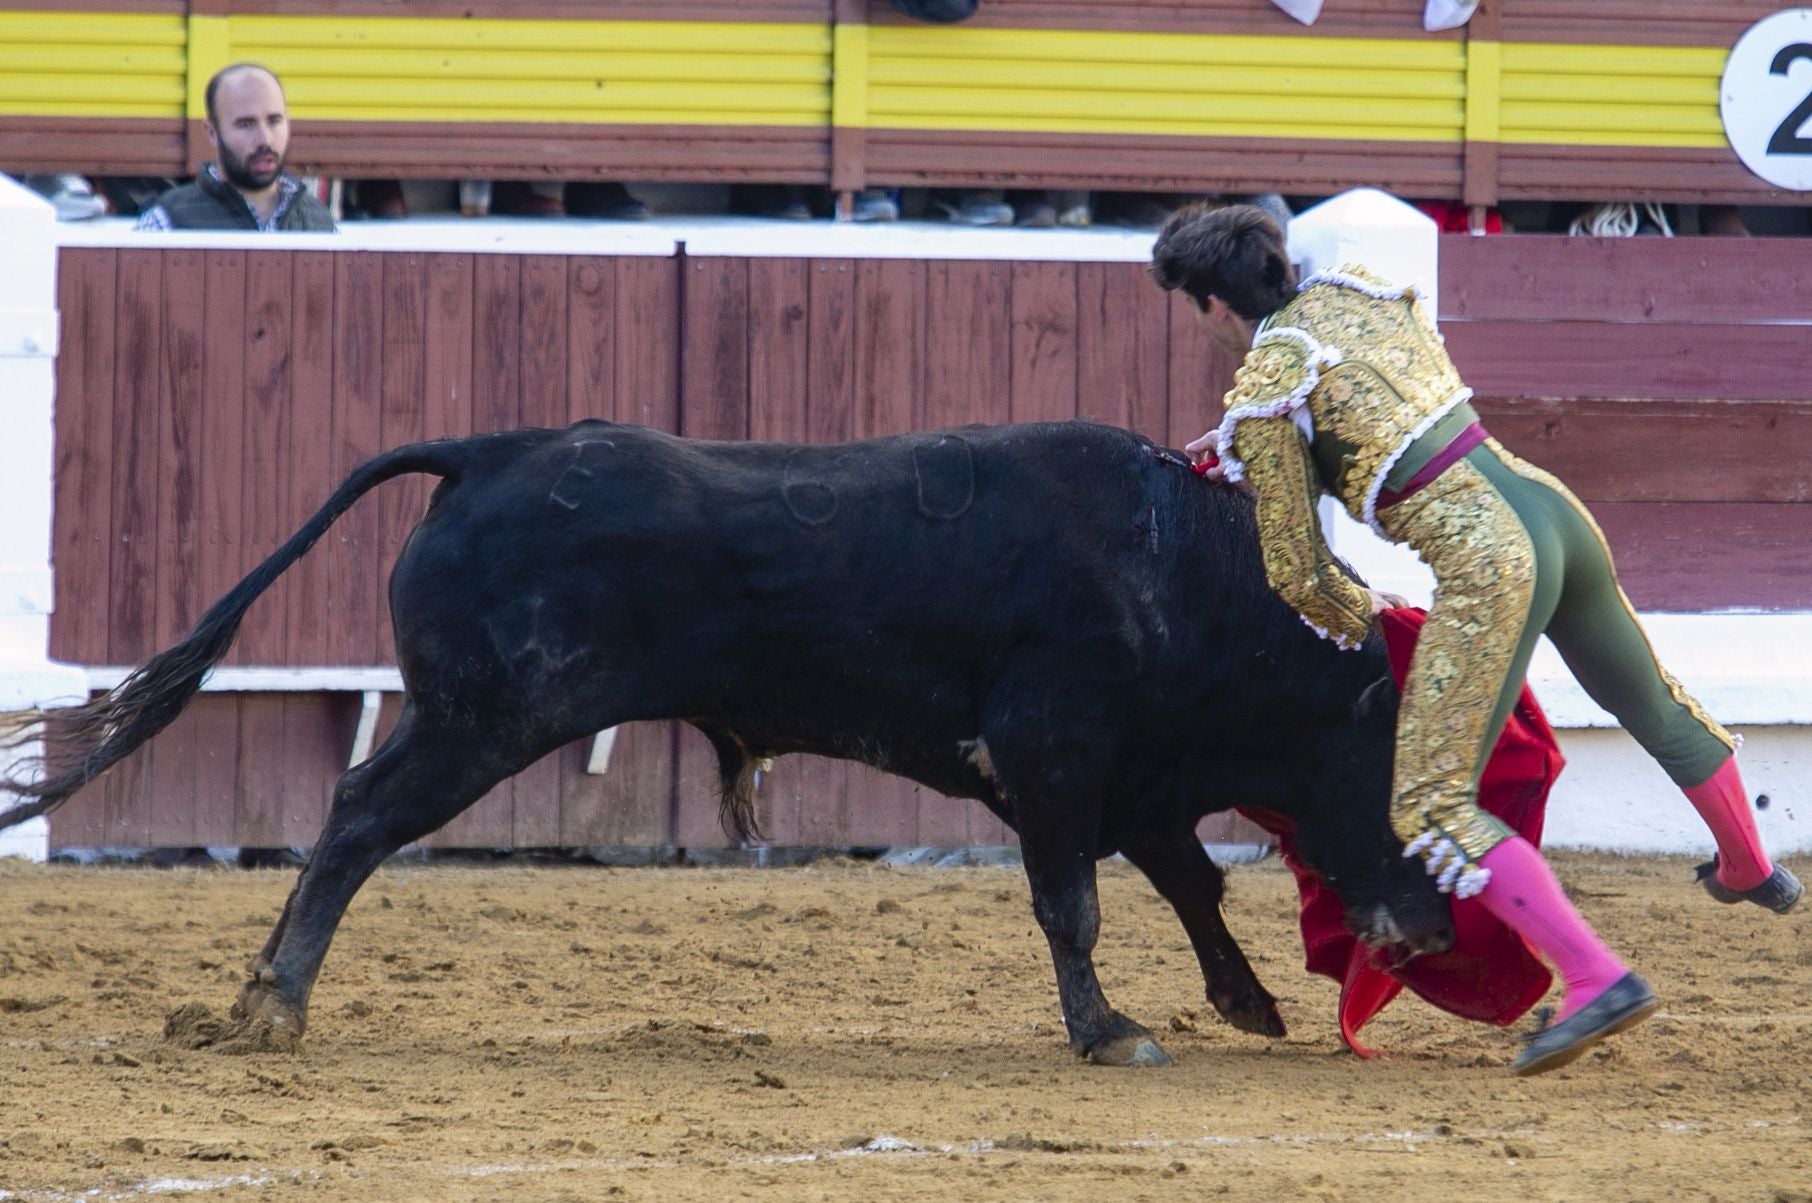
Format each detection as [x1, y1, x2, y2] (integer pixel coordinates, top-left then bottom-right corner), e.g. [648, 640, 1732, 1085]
[1225, 336, 1313, 413]
[1377, 458, 1528, 882]
[1231, 417, 1372, 649]
[1265, 268, 1470, 525]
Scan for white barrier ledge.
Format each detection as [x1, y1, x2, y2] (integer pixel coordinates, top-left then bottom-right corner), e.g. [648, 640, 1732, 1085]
[82, 665, 403, 694]
[54, 215, 1158, 263]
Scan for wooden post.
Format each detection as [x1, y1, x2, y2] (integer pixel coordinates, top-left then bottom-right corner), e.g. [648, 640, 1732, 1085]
[830, 0, 869, 198]
[184, 8, 232, 174]
[1460, 0, 1502, 209]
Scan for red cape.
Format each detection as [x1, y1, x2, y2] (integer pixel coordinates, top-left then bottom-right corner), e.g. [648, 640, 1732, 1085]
[1237, 607, 1563, 1057]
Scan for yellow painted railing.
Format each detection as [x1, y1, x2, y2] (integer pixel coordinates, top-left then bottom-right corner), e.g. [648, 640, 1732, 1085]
[864, 27, 1467, 143]
[193, 16, 832, 126]
[0, 11, 187, 119]
[0, 8, 1738, 150]
[0, 5, 1754, 201]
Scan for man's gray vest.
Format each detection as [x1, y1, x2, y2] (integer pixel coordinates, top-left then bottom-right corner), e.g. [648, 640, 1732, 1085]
[151, 168, 336, 231]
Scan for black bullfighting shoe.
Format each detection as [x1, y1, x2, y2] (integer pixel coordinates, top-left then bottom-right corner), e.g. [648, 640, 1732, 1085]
[1511, 971, 1658, 1078]
[1696, 857, 1803, 915]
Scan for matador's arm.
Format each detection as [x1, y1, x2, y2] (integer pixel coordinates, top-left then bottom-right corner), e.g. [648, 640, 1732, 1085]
[1230, 414, 1373, 650]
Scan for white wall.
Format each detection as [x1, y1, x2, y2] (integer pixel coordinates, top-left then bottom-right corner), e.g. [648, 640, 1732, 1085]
[0, 176, 91, 861]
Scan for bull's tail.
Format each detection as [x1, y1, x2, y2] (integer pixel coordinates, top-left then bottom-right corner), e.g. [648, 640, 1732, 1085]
[0, 439, 475, 831]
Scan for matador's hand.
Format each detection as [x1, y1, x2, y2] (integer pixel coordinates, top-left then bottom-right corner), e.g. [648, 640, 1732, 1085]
[1368, 589, 1410, 616]
[1185, 431, 1226, 481]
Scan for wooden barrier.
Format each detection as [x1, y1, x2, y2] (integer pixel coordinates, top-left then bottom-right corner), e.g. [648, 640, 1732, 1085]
[2, 0, 1801, 204]
[42, 228, 1812, 849]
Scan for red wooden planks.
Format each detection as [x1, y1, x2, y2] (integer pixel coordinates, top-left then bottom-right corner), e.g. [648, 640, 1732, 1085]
[49, 249, 116, 665]
[559, 723, 676, 850]
[1591, 502, 1811, 613]
[923, 260, 1011, 430]
[199, 251, 247, 640]
[682, 258, 751, 441]
[1475, 397, 1812, 505]
[565, 256, 618, 424]
[233, 693, 289, 846]
[189, 696, 243, 846]
[326, 253, 387, 666]
[376, 253, 429, 665]
[747, 257, 811, 444]
[852, 259, 926, 438]
[235, 252, 296, 665]
[1441, 234, 1812, 324]
[154, 250, 207, 648]
[1076, 261, 1170, 440]
[1444, 320, 1812, 403]
[614, 256, 682, 433]
[806, 260, 857, 445]
[107, 251, 164, 666]
[1008, 261, 1078, 425]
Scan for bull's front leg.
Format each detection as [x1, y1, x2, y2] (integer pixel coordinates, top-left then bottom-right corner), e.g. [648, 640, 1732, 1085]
[1019, 825, 1172, 1068]
[1118, 829, 1286, 1038]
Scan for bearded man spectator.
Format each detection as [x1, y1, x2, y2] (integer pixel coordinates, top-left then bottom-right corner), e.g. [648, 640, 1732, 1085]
[136, 63, 335, 232]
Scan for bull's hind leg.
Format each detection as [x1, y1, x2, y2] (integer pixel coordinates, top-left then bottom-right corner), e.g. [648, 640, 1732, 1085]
[1118, 828, 1286, 1038]
[231, 704, 546, 1046]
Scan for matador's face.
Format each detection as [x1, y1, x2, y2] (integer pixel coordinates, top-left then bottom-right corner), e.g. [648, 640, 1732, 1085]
[1193, 294, 1256, 357]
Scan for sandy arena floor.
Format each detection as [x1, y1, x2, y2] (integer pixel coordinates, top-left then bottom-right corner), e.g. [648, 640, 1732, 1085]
[0, 851, 1807, 1202]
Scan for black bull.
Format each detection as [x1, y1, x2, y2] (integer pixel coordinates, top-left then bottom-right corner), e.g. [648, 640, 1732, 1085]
[1, 419, 1452, 1065]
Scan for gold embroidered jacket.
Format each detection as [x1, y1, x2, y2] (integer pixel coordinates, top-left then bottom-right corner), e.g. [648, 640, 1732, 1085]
[1206, 265, 1475, 650]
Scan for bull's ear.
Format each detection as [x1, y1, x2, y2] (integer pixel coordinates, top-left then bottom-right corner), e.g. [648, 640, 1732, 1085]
[1353, 676, 1396, 724]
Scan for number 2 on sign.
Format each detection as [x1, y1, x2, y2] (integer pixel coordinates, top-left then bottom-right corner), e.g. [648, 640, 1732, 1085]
[1723, 9, 1812, 190]
[1767, 43, 1812, 155]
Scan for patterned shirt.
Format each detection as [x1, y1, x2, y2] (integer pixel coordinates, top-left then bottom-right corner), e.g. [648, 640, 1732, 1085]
[135, 167, 316, 233]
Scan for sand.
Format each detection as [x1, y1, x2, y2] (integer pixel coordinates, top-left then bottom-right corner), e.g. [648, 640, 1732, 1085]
[1, 851, 1807, 1201]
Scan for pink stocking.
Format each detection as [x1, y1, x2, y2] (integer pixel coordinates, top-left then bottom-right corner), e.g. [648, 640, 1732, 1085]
[1683, 757, 1773, 892]
[1475, 838, 1628, 1021]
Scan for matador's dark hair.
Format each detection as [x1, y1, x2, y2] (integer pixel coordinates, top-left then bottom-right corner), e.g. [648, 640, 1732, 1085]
[1149, 203, 1299, 321]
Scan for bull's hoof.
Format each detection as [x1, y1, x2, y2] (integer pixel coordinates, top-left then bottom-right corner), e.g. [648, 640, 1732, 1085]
[230, 989, 305, 1049]
[1086, 1032, 1174, 1068]
[162, 995, 301, 1055]
[1214, 993, 1287, 1038]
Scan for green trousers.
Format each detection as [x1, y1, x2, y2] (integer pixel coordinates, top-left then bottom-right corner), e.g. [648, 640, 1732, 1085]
[1376, 437, 1736, 886]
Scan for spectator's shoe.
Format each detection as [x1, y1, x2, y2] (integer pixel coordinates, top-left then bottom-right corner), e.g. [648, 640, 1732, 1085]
[1701, 205, 1751, 237]
[1010, 190, 1057, 228]
[1105, 194, 1180, 228]
[1267, 0, 1325, 24]
[26, 174, 108, 221]
[1696, 857, 1803, 914]
[567, 181, 649, 220]
[850, 188, 900, 223]
[147, 846, 221, 869]
[728, 183, 814, 221]
[1054, 190, 1092, 228]
[355, 179, 408, 220]
[1424, 0, 1479, 30]
[935, 189, 1014, 226]
[493, 180, 565, 218]
[459, 179, 493, 217]
[1511, 972, 1658, 1077]
[237, 846, 308, 869]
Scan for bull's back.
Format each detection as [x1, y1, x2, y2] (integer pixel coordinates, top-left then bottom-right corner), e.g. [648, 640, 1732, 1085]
[384, 418, 1378, 811]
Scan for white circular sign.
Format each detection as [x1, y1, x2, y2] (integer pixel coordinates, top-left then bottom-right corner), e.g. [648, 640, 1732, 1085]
[1722, 8, 1812, 189]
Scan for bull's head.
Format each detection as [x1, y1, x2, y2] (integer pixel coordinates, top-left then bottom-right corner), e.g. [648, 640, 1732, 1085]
[1294, 672, 1455, 961]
